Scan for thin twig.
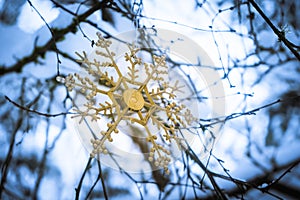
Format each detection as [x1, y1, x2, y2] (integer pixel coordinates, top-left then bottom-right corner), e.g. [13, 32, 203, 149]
[75, 157, 92, 200]
[185, 146, 228, 200]
[97, 159, 108, 200]
[85, 159, 108, 200]
[248, 0, 300, 61]
[5, 96, 70, 118]
[262, 161, 300, 191]
[27, 0, 61, 75]
[199, 98, 281, 127]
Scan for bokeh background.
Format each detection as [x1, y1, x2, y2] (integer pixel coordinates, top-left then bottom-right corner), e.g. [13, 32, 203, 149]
[0, 0, 299, 199]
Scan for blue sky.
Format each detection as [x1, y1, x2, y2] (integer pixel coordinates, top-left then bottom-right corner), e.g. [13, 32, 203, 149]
[1, 0, 299, 199]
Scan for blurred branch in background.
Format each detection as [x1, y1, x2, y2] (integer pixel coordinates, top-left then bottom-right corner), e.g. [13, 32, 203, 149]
[0, 0, 26, 25]
[248, 0, 300, 61]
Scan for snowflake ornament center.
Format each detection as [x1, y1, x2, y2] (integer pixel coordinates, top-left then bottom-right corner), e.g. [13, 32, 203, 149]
[123, 88, 144, 110]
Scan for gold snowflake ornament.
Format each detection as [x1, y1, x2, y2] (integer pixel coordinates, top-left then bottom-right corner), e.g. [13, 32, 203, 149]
[65, 33, 197, 174]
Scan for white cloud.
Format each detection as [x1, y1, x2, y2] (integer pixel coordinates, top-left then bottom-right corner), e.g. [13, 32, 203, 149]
[17, 0, 59, 33]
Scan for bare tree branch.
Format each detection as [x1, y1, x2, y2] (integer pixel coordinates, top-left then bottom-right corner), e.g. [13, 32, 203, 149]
[0, 0, 112, 76]
[248, 0, 300, 61]
[5, 95, 70, 118]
